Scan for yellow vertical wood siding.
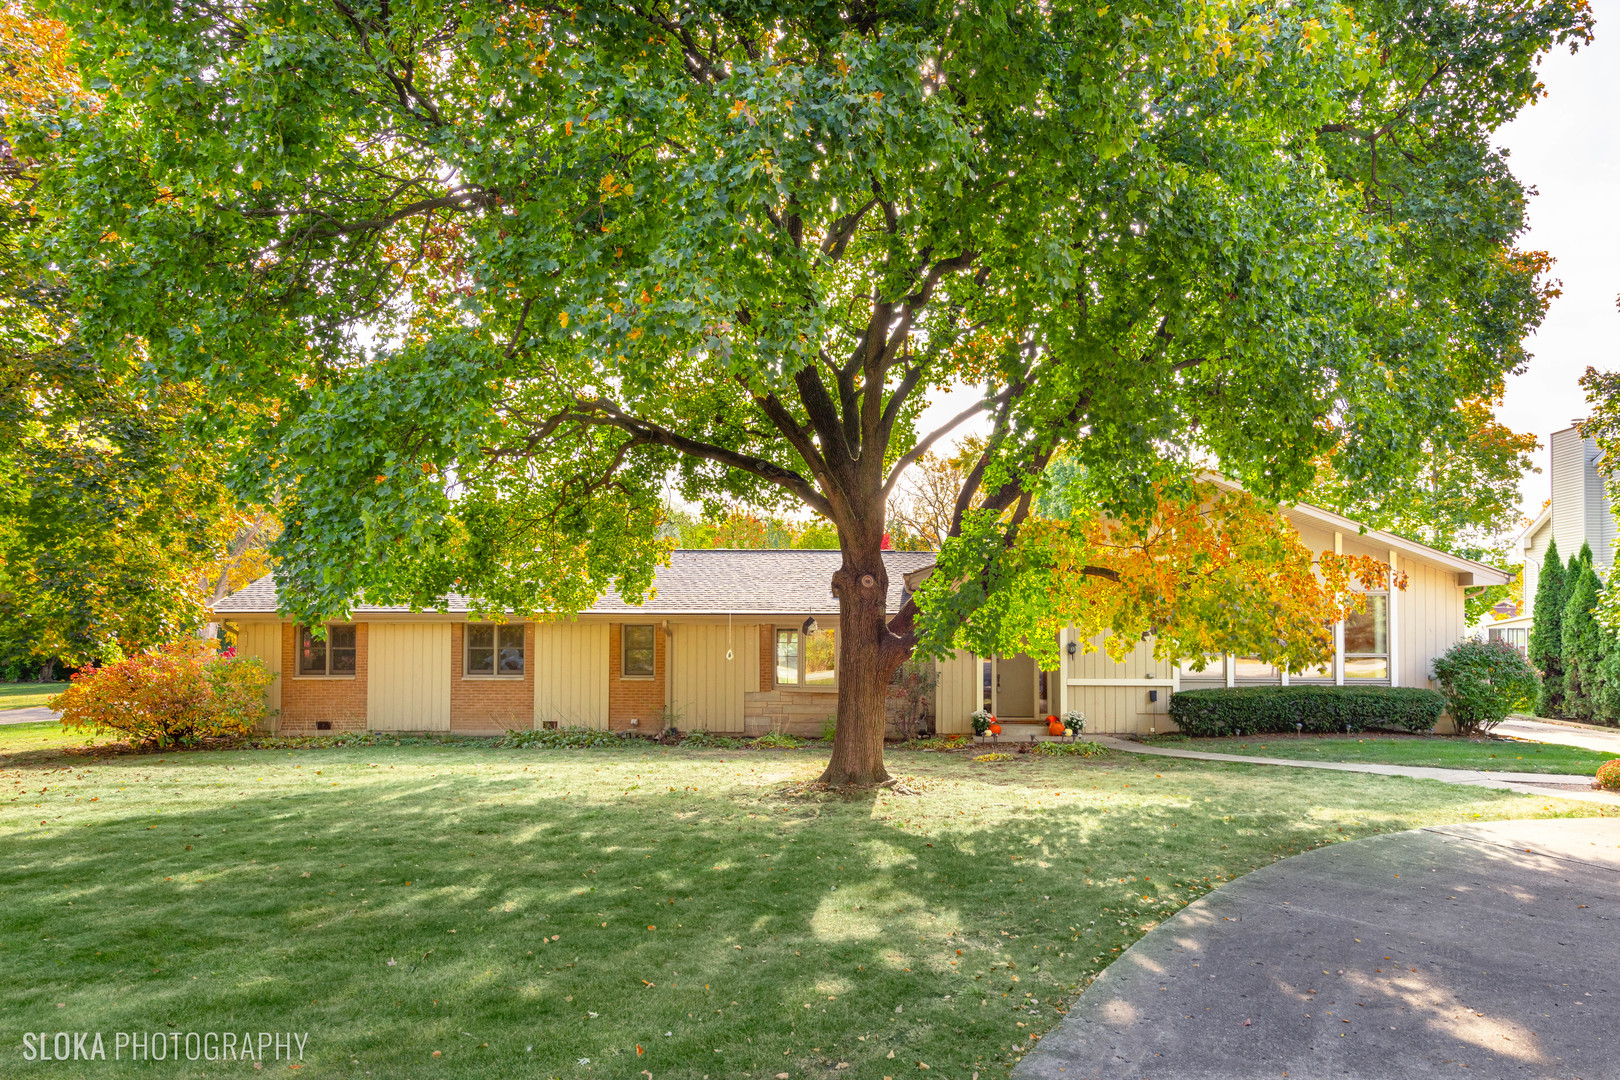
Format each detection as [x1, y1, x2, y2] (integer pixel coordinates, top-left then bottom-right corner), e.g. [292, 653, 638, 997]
[367, 623, 451, 730]
[1061, 633, 1173, 734]
[233, 622, 282, 732]
[534, 621, 610, 728]
[670, 623, 750, 732]
[1398, 560, 1460, 691]
[934, 650, 982, 734]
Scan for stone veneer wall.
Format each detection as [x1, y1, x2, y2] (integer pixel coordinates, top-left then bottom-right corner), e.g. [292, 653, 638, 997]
[450, 622, 536, 734]
[279, 622, 368, 733]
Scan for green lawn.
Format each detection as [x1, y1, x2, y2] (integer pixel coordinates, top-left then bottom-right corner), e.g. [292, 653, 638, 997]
[0, 681, 67, 710]
[1163, 733, 1617, 774]
[1, 724, 1610, 1079]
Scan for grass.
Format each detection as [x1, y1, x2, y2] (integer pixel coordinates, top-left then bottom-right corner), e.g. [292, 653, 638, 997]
[1165, 732, 1617, 774]
[0, 681, 67, 711]
[1, 721, 1611, 1079]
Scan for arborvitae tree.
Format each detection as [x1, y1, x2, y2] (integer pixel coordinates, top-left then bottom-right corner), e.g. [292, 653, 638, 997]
[1561, 562, 1605, 724]
[1528, 537, 1566, 717]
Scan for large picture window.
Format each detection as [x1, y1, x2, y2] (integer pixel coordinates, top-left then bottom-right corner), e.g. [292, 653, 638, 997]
[622, 624, 656, 678]
[1344, 595, 1389, 680]
[466, 623, 525, 677]
[774, 626, 838, 689]
[298, 624, 356, 676]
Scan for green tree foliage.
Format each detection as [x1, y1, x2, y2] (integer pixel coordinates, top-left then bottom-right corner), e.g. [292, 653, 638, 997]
[1431, 637, 1539, 735]
[46, 0, 1590, 782]
[0, 4, 260, 671]
[1528, 535, 1565, 716]
[1560, 560, 1603, 724]
[1308, 396, 1541, 623]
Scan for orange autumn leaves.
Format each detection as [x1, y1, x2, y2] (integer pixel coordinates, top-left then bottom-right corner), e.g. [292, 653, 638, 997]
[1025, 482, 1398, 671]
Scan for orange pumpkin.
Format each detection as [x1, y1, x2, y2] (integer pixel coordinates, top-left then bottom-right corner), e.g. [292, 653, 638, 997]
[988, 722, 1002, 736]
[1048, 719, 1065, 737]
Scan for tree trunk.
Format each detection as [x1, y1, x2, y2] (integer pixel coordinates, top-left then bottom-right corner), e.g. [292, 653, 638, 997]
[818, 540, 909, 787]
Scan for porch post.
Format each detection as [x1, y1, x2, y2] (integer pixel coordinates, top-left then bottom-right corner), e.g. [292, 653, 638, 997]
[1334, 532, 1345, 686]
[1388, 550, 1400, 688]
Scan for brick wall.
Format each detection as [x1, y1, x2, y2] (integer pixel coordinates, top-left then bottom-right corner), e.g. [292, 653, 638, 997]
[280, 622, 368, 733]
[450, 622, 536, 733]
[758, 625, 774, 691]
[608, 622, 665, 732]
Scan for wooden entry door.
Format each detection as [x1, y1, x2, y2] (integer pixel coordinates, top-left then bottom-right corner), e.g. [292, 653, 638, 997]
[994, 655, 1037, 720]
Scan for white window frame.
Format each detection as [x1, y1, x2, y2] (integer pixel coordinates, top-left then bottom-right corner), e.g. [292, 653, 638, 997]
[296, 623, 356, 678]
[620, 624, 657, 680]
[774, 625, 838, 690]
[1343, 593, 1390, 682]
[464, 622, 526, 679]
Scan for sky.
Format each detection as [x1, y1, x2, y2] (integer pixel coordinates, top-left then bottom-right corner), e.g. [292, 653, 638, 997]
[1495, 8, 1620, 518]
[915, 9, 1620, 526]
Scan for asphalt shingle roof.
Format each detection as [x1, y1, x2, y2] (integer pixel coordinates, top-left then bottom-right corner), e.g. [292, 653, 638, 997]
[210, 549, 938, 617]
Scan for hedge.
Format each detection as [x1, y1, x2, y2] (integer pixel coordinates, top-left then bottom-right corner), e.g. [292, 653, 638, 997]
[1168, 685, 1444, 738]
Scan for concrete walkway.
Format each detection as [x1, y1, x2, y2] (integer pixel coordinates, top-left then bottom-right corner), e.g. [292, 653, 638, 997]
[1495, 716, 1620, 756]
[1015, 818, 1620, 1080]
[1091, 737, 1620, 806]
[0, 706, 56, 726]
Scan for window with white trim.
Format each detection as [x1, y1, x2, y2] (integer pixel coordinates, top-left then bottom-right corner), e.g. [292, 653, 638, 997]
[298, 624, 356, 676]
[1344, 594, 1389, 680]
[774, 626, 837, 688]
[466, 623, 525, 677]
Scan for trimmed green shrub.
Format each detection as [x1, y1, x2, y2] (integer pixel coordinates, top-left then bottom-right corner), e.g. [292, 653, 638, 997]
[1168, 685, 1444, 738]
[1430, 637, 1540, 735]
[53, 639, 274, 749]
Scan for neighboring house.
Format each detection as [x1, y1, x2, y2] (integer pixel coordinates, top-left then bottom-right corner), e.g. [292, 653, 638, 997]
[213, 505, 1507, 738]
[1490, 424, 1616, 650]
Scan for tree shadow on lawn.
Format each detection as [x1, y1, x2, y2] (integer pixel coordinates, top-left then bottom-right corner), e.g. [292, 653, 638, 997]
[0, 747, 1604, 1078]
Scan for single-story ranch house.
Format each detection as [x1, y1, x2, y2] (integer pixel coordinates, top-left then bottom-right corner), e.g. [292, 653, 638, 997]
[212, 498, 1509, 738]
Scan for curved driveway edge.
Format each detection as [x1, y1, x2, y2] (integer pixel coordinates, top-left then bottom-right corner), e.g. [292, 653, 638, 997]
[1014, 819, 1620, 1080]
[1091, 736, 1620, 806]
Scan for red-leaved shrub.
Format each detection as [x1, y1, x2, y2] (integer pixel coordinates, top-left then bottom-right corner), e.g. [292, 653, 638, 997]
[51, 639, 275, 749]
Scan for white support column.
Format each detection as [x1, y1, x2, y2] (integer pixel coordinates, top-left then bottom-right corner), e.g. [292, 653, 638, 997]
[1334, 532, 1345, 686]
[1224, 653, 1235, 689]
[1388, 549, 1400, 687]
[1057, 628, 1071, 720]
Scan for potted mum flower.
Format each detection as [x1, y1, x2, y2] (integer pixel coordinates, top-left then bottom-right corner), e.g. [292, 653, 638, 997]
[1063, 710, 1086, 739]
[970, 708, 993, 739]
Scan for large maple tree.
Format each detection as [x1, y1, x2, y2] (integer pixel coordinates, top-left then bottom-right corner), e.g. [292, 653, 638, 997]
[46, 0, 1586, 782]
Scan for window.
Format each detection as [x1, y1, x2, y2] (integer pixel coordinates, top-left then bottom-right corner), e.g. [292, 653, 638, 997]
[1234, 656, 1277, 680]
[775, 626, 838, 689]
[298, 624, 356, 676]
[622, 624, 656, 678]
[775, 629, 800, 686]
[1344, 594, 1389, 680]
[805, 628, 837, 687]
[466, 623, 525, 677]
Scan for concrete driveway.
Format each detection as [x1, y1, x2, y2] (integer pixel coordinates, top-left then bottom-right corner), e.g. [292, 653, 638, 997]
[1015, 818, 1620, 1080]
[1495, 717, 1620, 757]
[0, 706, 56, 725]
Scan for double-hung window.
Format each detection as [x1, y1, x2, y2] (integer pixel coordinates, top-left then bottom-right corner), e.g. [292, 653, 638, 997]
[298, 624, 356, 676]
[622, 625, 656, 678]
[467, 623, 525, 677]
[774, 626, 837, 688]
[1344, 595, 1390, 680]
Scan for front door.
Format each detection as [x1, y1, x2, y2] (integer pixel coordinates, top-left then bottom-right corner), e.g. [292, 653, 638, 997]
[994, 655, 1037, 720]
